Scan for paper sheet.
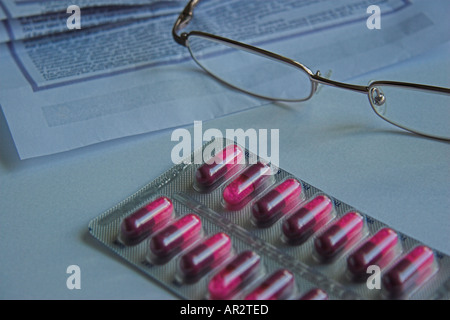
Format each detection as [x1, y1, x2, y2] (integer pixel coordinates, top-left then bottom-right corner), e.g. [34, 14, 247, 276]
[0, 0, 449, 159]
[1, 0, 181, 18]
[1, 3, 184, 42]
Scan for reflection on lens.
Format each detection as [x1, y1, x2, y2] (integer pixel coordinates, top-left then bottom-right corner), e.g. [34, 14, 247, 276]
[187, 34, 313, 101]
[368, 84, 450, 140]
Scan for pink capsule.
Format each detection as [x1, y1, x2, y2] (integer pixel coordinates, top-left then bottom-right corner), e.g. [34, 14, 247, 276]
[314, 211, 364, 260]
[149, 214, 202, 261]
[244, 269, 295, 300]
[347, 228, 398, 278]
[196, 145, 243, 189]
[252, 179, 302, 226]
[179, 232, 232, 281]
[208, 251, 261, 300]
[223, 162, 272, 209]
[119, 196, 173, 245]
[299, 288, 329, 300]
[382, 246, 436, 297]
[282, 195, 333, 244]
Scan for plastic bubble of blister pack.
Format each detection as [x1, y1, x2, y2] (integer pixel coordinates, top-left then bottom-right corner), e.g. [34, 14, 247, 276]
[89, 138, 450, 300]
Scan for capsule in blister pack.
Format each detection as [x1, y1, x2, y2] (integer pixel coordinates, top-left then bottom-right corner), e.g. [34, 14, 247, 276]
[382, 245, 438, 299]
[346, 228, 401, 280]
[282, 194, 334, 245]
[208, 250, 261, 300]
[298, 288, 329, 300]
[314, 211, 366, 262]
[222, 161, 274, 210]
[147, 213, 203, 264]
[195, 144, 244, 192]
[177, 232, 232, 284]
[118, 196, 174, 246]
[251, 178, 303, 227]
[244, 269, 296, 300]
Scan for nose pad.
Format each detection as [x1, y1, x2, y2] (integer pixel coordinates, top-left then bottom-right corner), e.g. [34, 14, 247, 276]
[369, 86, 386, 116]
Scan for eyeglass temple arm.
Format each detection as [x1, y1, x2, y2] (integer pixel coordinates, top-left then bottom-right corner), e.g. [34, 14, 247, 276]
[173, 0, 200, 46]
[311, 73, 369, 94]
[311, 74, 450, 95]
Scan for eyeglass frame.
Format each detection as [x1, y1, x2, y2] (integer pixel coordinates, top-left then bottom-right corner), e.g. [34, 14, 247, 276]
[172, 0, 450, 141]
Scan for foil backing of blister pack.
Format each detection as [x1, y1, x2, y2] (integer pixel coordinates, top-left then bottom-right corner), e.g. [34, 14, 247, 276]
[89, 138, 450, 300]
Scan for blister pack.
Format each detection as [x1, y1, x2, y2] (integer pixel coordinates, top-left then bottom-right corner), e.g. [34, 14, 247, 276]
[89, 138, 450, 300]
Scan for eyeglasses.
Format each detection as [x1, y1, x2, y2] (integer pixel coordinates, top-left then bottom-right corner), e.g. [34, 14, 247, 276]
[172, 0, 450, 141]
